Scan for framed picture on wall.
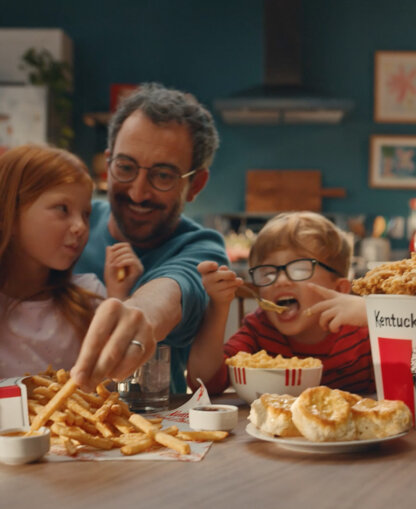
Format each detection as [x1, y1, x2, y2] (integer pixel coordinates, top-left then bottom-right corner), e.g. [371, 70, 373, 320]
[369, 135, 416, 189]
[374, 51, 416, 123]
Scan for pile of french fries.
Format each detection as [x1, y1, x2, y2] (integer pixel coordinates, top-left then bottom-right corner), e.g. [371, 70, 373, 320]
[27, 367, 229, 457]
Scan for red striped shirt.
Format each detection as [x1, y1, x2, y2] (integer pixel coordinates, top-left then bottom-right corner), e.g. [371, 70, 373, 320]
[201, 309, 375, 396]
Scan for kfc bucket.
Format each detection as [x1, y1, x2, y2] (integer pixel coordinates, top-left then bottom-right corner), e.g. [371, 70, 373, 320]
[365, 294, 416, 423]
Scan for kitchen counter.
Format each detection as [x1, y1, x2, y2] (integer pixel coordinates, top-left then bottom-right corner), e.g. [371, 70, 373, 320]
[1, 393, 415, 509]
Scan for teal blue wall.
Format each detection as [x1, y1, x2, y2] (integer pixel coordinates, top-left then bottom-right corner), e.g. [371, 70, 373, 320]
[2, 0, 416, 225]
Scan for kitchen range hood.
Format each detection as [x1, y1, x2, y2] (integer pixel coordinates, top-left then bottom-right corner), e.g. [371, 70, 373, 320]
[214, 0, 354, 125]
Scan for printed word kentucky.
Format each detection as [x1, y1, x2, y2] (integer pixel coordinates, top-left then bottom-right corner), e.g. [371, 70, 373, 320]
[374, 310, 416, 328]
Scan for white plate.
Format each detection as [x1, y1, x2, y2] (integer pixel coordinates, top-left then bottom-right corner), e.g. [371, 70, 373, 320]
[245, 423, 409, 454]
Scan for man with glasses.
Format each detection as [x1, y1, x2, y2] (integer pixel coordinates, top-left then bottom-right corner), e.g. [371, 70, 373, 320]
[72, 83, 228, 393]
[187, 212, 373, 396]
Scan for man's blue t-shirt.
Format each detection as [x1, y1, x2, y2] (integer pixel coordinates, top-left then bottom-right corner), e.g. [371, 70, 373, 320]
[75, 200, 228, 393]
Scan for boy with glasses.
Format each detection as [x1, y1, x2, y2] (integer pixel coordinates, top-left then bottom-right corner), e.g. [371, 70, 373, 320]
[187, 211, 373, 395]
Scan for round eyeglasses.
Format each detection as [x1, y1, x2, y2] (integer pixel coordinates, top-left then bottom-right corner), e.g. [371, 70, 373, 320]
[108, 155, 197, 192]
[248, 258, 341, 287]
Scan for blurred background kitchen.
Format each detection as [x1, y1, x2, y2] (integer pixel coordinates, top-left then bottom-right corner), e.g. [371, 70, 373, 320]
[1, 0, 416, 285]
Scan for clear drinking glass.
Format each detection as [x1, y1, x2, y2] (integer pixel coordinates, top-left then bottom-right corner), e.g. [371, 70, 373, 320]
[117, 344, 171, 413]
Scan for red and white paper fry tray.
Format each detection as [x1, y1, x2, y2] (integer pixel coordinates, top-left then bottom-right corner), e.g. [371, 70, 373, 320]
[0, 377, 30, 429]
[46, 380, 213, 462]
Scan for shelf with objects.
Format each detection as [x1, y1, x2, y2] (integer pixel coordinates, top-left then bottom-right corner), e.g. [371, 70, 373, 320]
[83, 84, 140, 192]
[0, 29, 74, 151]
[83, 112, 111, 128]
[82, 112, 110, 193]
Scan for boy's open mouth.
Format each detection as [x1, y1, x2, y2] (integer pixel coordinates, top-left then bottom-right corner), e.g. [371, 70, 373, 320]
[276, 297, 300, 318]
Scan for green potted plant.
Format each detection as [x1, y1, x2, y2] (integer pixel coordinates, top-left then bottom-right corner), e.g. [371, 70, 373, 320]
[20, 47, 74, 149]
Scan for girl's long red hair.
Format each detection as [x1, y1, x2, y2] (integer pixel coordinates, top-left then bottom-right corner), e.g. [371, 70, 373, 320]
[0, 144, 101, 340]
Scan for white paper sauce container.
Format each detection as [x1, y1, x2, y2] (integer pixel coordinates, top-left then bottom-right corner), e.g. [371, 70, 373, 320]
[189, 404, 238, 431]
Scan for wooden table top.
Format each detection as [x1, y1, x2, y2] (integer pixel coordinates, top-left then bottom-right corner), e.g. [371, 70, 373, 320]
[1, 392, 416, 509]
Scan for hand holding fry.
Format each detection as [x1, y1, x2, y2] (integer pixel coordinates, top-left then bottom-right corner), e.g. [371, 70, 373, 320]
[70, 297, 156, 392]
[304, 283, 367, 332]
[104, 243, 144, 299]
[197, 261, 243, 305]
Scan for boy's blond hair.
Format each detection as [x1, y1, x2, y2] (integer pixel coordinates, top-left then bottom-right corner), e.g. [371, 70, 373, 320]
[249, 211, 351, 277]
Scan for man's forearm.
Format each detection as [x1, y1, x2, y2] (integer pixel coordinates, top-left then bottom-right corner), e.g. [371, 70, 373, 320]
[125, 277, 182, 342]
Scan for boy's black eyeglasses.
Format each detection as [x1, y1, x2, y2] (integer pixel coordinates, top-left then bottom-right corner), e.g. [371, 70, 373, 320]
[107, 155, 197, 192]
[249, 258, 341, 287]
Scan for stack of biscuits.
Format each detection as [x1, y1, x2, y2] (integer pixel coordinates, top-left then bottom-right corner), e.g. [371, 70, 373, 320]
[249, 386, 412, 442]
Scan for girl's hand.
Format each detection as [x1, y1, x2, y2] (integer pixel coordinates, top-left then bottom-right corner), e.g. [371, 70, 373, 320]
[197, 260, 243, 305]
[304, 283, 367, 333]
[104, 243, 144, 299]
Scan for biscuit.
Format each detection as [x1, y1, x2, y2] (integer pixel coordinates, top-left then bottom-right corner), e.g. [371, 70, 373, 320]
[351, 398, 413, 439]
[291, 386, 356, 442]
[336, 389, 363, 407]
[249, 393, 301, 437]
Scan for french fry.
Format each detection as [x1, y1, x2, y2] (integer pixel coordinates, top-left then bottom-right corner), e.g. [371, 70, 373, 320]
[62, 436, 79, 456]
[70, 392, 91, 409]
[129, 413, 161, 435]
[56, 368, 69, 384]
[111, 432, 147, 447]
[51, 423, 114, 450]
[29, 378, 78, 432]
[50, 436, 65, 446]
[77, 419, 99, 436]
[73, 414, 85, 427]
[76, 390, 105, 408]
[160, 426, 179, 436]
[40, 364, 55, 377]
[32, 386, 56, 399]
[108, 414, 137, 434]
[176, 430, 229, 442]
[63, 408, 76, 426]
[28, 400, 66, 423]
[153, 431, 190, 455]
[31, 374, 54, 387]
[147, 417, 163, 424]
[66, 398, 115, 437]
[95, 421, 116, 438]
[93, 392, 120, 422]
[31, 394, 49, 404]
[120, 436, 153, 456]
[66, 398, 96, 423]
[116, 399, 132, 417]
[96, 381, 111, 398]
[117, 267, 126, 282]
[110, 404, 123, 416]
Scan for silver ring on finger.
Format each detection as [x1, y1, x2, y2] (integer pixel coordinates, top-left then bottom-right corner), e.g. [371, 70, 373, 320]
[131, 339, 145, 353]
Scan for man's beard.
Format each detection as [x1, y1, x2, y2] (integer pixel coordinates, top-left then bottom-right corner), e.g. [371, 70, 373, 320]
[110, 192, 183, 248]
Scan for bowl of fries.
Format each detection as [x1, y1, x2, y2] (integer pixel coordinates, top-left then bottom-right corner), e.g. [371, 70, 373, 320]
[226, 350, 323, 404]
[0, 426, 50, 465]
